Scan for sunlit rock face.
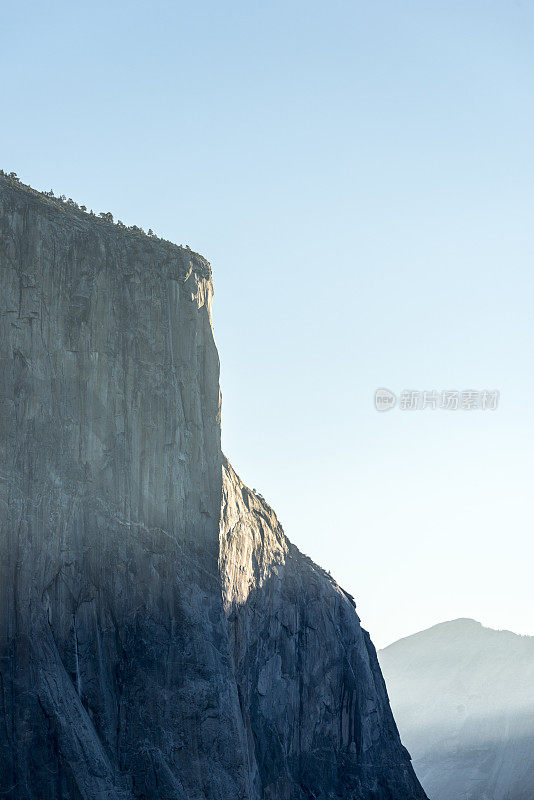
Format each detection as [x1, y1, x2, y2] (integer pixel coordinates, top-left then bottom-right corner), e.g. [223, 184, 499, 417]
[379, 619, 534, 800]
[0, 175, 426, 800]
[219, 457, 426, 800]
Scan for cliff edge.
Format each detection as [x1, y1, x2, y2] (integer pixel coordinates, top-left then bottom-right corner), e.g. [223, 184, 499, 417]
[0, 174, 426, 800]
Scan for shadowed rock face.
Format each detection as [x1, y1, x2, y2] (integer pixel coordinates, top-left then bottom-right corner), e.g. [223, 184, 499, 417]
[220, 458, 426, 800]
[379, 619, 534, 800]
[0, 175, 426, 800]
[0, 176, 247, 800]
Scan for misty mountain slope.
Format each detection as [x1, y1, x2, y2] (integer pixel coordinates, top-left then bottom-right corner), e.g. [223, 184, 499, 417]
[379, 619, 534, 800]
[0, 173, 426, 799]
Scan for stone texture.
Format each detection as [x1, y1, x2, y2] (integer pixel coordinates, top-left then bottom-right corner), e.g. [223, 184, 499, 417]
[0, 175, 426, 800]
[220, 457, 426, 800]
[0, 176, 248, 800]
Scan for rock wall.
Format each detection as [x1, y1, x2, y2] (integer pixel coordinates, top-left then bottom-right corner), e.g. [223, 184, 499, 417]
[219, 457, 426, 800]
[0, 175, 426, 800]
[0, 176, 251, 800]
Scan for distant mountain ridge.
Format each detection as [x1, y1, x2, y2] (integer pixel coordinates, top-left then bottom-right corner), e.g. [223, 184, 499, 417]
[379, 619, 534, 800]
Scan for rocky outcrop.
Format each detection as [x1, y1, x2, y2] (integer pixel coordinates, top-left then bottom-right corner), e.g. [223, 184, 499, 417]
[219, 457, 425, 800]
[0, 174, 426, 799]
[379, 619, 534, 800]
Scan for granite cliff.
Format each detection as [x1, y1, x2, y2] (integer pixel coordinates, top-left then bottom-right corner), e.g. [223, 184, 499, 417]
[220, 458, 425, 800]
[0, 174, 426, 800]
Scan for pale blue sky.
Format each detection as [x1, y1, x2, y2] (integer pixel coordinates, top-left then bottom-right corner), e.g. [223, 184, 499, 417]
[3, 0, 534, 646]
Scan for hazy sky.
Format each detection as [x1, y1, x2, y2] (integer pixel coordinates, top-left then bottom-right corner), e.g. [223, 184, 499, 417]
[3, 0, 534, 647]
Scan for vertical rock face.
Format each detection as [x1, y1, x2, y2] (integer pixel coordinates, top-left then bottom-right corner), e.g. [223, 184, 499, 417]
[0, 175, 426, 800]
[0, 176, 250, 800]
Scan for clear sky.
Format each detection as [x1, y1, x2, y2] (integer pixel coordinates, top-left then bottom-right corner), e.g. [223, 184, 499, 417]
[3, 0, 534, 647]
